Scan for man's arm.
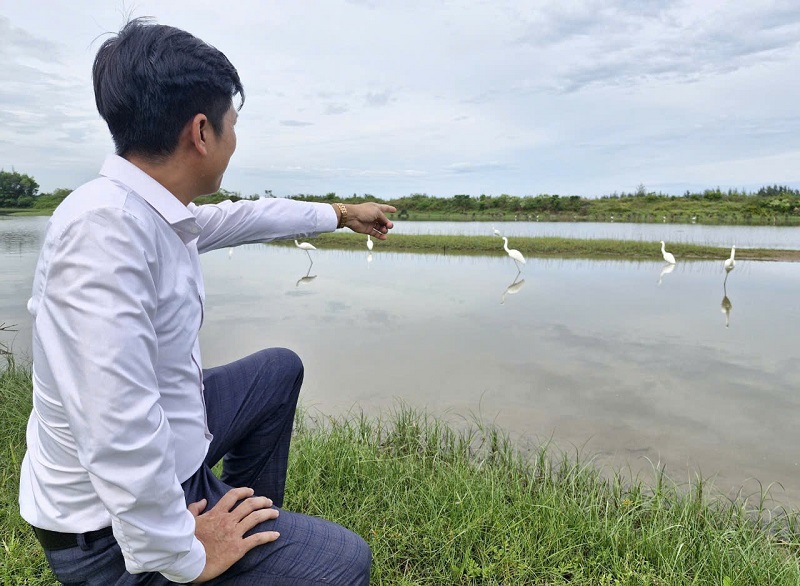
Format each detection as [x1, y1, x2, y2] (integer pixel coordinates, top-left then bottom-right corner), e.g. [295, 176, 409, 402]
[190, 197, 395, 253]
[191, 198, 337, 252]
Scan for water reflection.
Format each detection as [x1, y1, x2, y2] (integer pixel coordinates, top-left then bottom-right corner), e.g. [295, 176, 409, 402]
[500, 274, 525, 305]
[366, 252, 373, 267]
[657, 263, 675, 286]
[295, 262, 317, 287]
[721, 283, 732, 328]
[0, 216, 48, 255]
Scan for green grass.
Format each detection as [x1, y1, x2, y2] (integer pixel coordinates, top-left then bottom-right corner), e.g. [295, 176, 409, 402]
[273, 233, 800, 262]
[3, 361, 800, 584]
[0, 209, 54, 217]
[286, 408, 800, 584]
[0, 359, 53, 583]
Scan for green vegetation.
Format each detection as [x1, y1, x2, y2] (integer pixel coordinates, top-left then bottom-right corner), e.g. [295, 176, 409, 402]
[3, 169, 799, 225]
[0, 323, 14, 357]
[3, 360, 800, 584]
[287, 184, 800, 226]
[271, 233, 800, 262]
[1, 359, 53, 582]
[0, 171, 39, 209]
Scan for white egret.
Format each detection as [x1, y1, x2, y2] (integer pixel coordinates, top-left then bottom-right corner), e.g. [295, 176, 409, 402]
[227, 247, 233, 259]
[294, 239, 316, 263]
[660, 241, 676, 264]
[366, 252, 373, 266]
[724, 245, 735, 274]
[367, 234, 373, 251]
[501, 236, 526, 271]
[492, 226, 502, 237]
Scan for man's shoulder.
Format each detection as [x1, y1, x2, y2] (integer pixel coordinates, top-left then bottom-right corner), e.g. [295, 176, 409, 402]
[54, 177, 127, 216]
[51, 177, 155, 232]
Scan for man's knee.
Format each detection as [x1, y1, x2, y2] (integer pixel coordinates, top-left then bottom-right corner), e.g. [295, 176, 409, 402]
[259, 347, 304, 381]
[350, 534, 372, 584]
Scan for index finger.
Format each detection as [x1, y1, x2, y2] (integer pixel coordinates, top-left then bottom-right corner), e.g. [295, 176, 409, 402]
[217, 487, 255, 512]
[376, 207, 395, 229]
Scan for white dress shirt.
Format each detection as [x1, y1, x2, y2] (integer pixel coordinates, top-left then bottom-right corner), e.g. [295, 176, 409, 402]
[19, 155, 337, 583]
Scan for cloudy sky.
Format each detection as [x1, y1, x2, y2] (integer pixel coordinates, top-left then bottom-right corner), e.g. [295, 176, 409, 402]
[2, 0, 800, 198]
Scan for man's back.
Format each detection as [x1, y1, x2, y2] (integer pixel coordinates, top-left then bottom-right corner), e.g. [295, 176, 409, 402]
[20, 157, 209, 575]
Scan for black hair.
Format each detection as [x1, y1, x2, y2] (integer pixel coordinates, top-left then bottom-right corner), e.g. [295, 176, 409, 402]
[92, 18, 244, 159]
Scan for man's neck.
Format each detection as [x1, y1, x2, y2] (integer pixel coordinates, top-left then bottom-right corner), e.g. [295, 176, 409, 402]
[124, 153, 198, 206]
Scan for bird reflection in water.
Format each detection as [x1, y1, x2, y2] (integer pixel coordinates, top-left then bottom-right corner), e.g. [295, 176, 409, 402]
[500, 274, 525, 304]
[366, 252, 373, 267]
[295, 262, 317, 287]
[720, 281, 732, 328]
[657, 262, 675, 286]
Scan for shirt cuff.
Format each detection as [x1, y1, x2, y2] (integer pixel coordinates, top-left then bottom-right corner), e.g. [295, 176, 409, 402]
[311, 202, 339, 233]
[159, 537, 206, 584]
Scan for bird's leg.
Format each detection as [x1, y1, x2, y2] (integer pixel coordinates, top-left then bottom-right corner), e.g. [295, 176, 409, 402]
[305, 250, 313, 264]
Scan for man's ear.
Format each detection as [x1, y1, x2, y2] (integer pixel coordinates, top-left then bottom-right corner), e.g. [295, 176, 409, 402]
[189, 113, 210, 156]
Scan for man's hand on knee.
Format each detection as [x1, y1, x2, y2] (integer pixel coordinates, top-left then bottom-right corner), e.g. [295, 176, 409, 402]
[189, 486, 280, 583]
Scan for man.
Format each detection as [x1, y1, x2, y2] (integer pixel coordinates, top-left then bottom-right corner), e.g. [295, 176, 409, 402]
[19, 18, 395, 585]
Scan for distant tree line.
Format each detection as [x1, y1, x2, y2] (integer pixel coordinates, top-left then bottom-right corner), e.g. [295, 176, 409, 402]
[287, 184, 800, 222]
[2, 170, 799, 224]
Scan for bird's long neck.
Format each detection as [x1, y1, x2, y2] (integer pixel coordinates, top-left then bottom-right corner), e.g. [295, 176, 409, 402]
[730, 247, 735, 260]
[661, 242, 666, 253]
[502, 237, 510, 253]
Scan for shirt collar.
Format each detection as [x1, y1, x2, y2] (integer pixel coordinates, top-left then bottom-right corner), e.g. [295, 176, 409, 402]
[99, 154, 201, 243]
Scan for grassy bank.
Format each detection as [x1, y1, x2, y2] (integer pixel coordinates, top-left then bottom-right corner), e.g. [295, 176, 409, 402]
[271, 233, 800, 262]
[0, 208, 53, 217]
[3, 363, 800, 584]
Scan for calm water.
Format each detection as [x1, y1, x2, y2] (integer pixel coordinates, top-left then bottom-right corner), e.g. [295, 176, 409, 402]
[396, 220, 800, 249]
[3, 216, 799, 507]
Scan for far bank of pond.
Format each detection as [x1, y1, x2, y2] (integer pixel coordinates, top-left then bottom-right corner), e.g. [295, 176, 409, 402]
[272, 232, 800, 262]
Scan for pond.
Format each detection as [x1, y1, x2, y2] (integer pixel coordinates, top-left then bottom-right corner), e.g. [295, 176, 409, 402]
[3, 215, 799, 508]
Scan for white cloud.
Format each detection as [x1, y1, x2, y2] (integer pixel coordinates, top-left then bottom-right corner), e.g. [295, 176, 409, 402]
[1, 1, 799, 197]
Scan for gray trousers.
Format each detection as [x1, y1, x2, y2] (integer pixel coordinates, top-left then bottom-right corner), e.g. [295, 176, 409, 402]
[41, 348, 371, 585]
